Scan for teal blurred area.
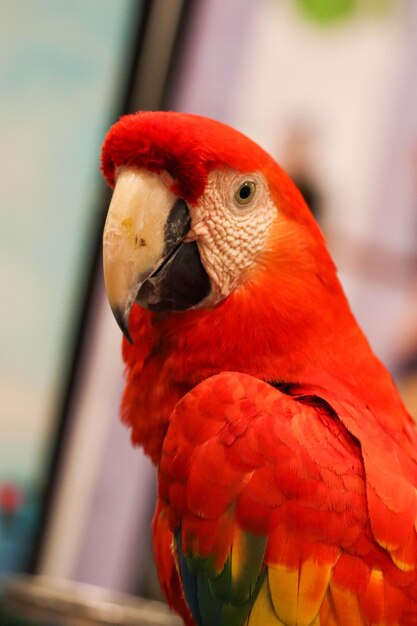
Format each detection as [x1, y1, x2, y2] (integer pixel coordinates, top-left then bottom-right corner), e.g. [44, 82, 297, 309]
[0, 0, 136, 573]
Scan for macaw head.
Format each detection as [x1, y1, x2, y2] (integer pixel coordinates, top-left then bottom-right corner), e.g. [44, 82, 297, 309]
[101, 111, 337, 343]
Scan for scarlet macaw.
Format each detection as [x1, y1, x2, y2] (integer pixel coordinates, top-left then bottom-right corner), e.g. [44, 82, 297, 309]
[101, 111, 417, 625]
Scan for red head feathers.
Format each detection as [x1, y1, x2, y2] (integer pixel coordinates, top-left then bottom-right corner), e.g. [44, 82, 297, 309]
[101, 111, 320, 233]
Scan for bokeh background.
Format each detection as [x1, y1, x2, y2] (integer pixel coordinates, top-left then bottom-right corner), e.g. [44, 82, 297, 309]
[1, 0, 416, 608]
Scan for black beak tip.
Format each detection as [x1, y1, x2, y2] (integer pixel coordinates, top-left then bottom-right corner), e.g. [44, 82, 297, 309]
[112, 306, 134, 345]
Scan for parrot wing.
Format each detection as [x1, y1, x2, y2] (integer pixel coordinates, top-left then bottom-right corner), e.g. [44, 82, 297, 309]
[158, 372, 417, 626]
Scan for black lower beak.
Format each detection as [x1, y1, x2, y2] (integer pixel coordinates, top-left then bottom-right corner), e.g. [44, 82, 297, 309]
[137, 239, 210, 312]
[137, 198, 210, 312]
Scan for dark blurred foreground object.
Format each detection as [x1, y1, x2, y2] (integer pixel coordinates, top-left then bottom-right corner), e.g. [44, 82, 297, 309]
[0, 575, 181, 626]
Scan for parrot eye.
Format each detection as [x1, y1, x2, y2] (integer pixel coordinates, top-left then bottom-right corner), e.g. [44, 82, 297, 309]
[234, 181, 256, 206]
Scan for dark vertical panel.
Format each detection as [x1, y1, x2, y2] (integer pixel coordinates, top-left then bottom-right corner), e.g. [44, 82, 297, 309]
[29, 0, 197, 575]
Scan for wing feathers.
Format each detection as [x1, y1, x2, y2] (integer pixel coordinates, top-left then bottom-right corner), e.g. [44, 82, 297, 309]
[157, 372, 417, 625]
[323, 583, 365, 625]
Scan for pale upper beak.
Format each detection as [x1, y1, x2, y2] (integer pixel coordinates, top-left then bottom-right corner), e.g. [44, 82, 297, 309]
[103, 166, 176, 340]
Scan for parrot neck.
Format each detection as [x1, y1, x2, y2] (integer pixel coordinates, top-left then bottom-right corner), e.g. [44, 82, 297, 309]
[122, 257, 402, 464]
[158, 270, 373, 385]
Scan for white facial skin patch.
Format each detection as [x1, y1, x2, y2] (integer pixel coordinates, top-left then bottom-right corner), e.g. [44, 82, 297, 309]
[187, 168, 278, 306]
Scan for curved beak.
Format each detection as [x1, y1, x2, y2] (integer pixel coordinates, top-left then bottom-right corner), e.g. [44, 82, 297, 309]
[103, 166, 210, 342]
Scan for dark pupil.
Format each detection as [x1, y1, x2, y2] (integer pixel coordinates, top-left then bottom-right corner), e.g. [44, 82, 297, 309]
[239, 184, 251, 200]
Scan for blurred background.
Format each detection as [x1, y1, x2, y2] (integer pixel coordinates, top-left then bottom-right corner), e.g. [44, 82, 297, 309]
[0, 0, 416, 616]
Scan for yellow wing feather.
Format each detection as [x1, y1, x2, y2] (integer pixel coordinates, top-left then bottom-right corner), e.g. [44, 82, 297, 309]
[268, 560, 332, 626]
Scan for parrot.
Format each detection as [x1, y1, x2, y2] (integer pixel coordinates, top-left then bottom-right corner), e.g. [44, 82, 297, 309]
[100, 111, 417, 625]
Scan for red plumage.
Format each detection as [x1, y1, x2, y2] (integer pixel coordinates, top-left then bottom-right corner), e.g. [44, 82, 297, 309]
[101, 111, 417, 625]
